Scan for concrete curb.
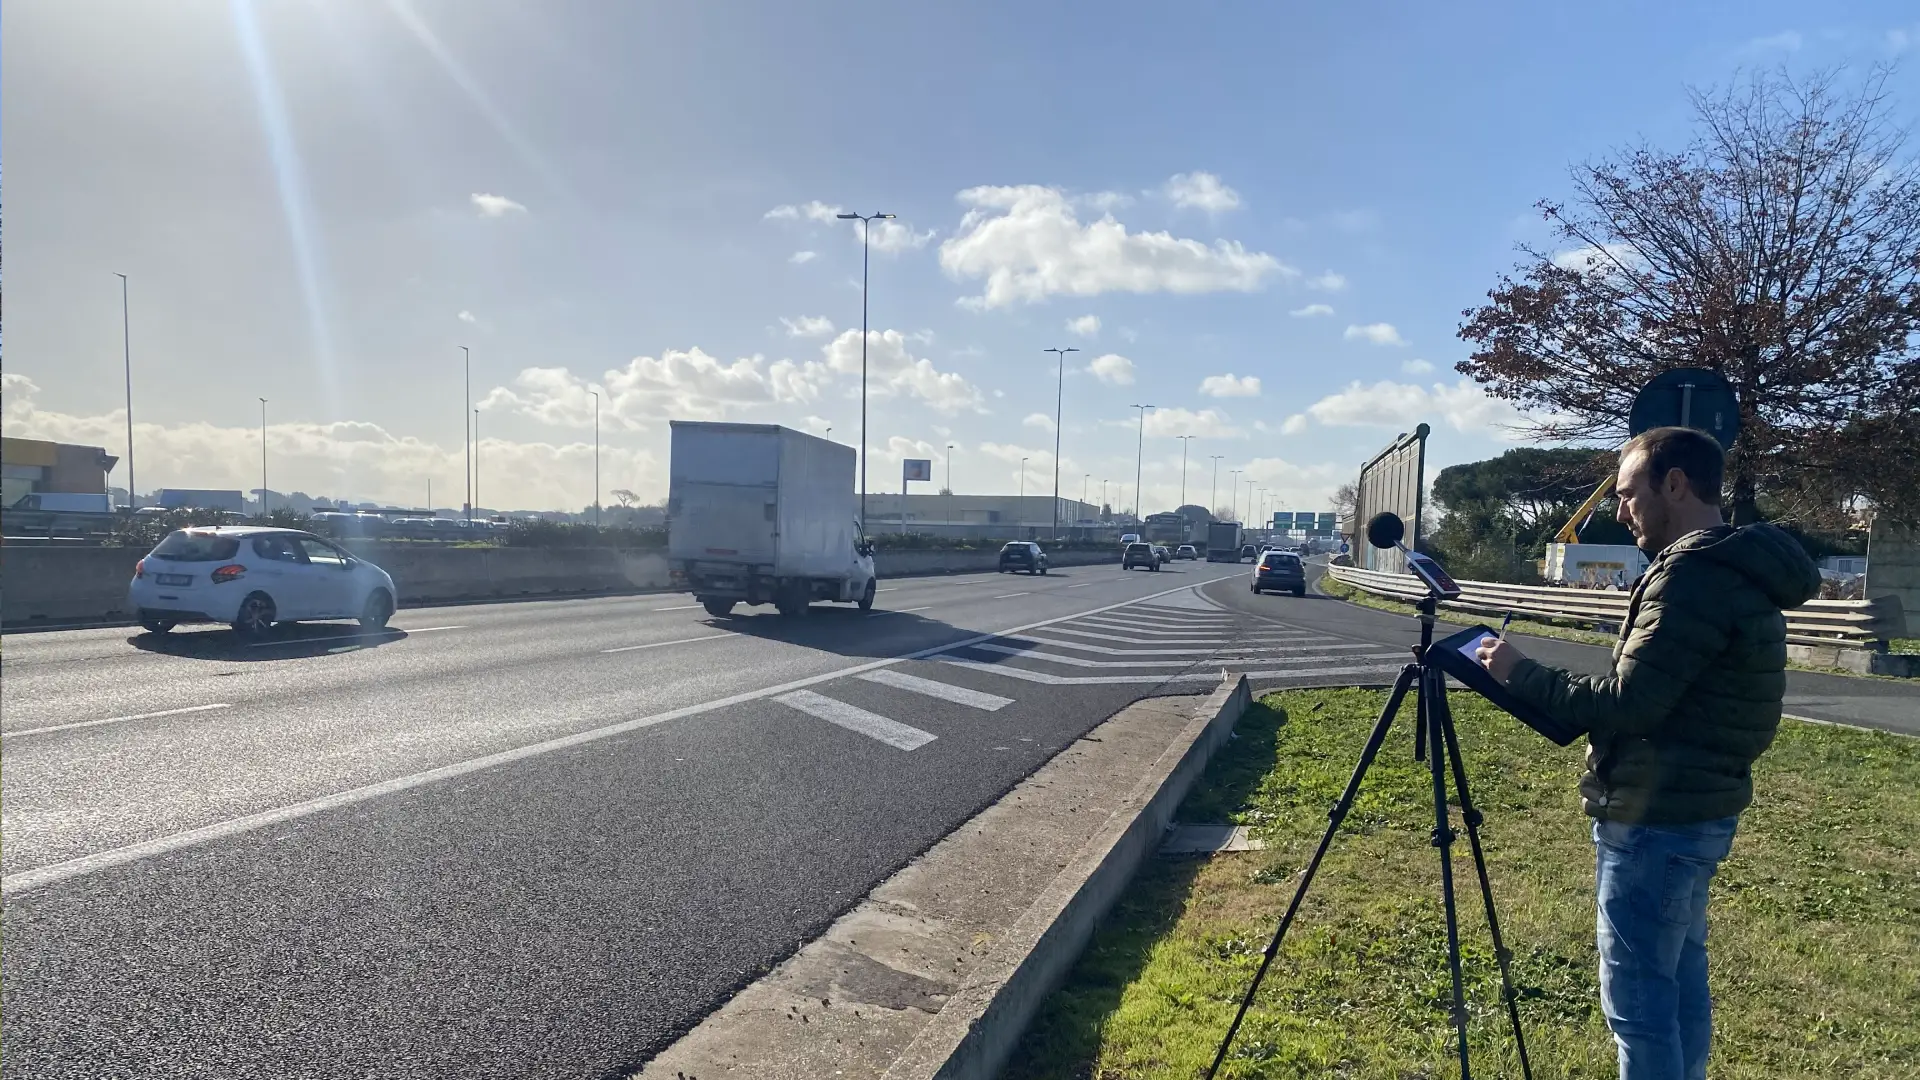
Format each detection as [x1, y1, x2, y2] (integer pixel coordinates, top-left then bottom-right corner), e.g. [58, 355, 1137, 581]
[883, 673, 1252, 1079]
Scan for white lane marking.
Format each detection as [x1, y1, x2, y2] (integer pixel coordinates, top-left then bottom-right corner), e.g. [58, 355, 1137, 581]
[244, 625, 466, 648]
[960, 643, 1405, 669]
[856, 669, 1013, 711]
[1065, 583, 1097, 588]
[877, 587, 900, 593]
[1041, 626, 1303, 646]
[774, 690, 938, 751]
[1074, 615, 1236, 631]
[934, 658, 1404, 686]
[992, 592, 1032, 599]
[1008, 633, 1323, 656]
[1, 576, 1212, 898]
[652, 604, 704, 611]
[1, 703, 233, 740]
[601, 633, 732, 654]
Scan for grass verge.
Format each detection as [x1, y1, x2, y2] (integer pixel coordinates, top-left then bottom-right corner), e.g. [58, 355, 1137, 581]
[1006, 689, 1920, 1079]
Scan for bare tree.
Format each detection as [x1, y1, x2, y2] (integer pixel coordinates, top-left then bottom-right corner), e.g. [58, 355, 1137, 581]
[1457, 68, 1920, 525]
[1330, 481, 1359, 526]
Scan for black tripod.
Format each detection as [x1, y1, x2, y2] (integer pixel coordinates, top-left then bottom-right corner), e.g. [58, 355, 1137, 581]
[1205, 594, 1534, 1080]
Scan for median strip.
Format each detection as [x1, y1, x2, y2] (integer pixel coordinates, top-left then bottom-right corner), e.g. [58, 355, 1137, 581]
[3, 703, 233, 740]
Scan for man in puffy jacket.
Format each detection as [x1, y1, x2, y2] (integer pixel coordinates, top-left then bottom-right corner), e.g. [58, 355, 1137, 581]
[1475, 425, 1820, 1080]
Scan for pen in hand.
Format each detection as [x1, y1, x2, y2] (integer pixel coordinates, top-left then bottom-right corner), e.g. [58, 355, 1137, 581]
[1497, 611, 1513, 640]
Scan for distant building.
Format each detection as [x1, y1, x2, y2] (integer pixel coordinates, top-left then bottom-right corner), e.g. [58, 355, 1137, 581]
[1, 437, 119, 508]
[154, 488, 247, 512]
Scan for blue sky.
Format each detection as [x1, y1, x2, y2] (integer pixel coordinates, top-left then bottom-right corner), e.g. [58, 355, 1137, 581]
[6, 0, 1918, 516]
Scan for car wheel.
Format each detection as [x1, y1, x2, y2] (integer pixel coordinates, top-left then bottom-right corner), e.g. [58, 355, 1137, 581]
[1040, 566, 1048, 575]
[230, 592, 277, 639]
[140, 616, 176, 635]
[1251, 584, 1261, 594]
[1293, 585, 1306, 597]
[702, 597, 736, 618]
[359, 589, 393, 630]
[858, 579, 877, 612]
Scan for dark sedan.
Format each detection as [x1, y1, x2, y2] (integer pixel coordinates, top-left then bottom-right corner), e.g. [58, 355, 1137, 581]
[998, 541, 1050, 575]
[1251, 550, 1306, 596]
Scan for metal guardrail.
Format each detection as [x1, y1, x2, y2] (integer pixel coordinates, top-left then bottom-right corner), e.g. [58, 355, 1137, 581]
[1326, 563, 1904, 648]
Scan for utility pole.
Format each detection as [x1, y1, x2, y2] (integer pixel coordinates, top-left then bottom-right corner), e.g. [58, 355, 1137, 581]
[474, 407, 481, 515]
[836, 210, 896, 536]
[1130, 404, 1154, 518]
[1019, 457, 1028, 501]
[460, 346, 471, 521]
[258, 398, 269, 515]
[1228, 469, 1241, 521]
[590, 390, 601, 528]
[1175, 435, 1195, 507]
[946, 444, 955, 533]
[1210, 455, 1223, 517]
[116, 273, 135, 509]
[1043, 346, 1078, 538]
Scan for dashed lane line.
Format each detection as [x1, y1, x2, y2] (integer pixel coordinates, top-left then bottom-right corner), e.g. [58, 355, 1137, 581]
[774, 690, 938, 751]
[855, 669, 1014, 711]
[601, 633, 732, 654]
[2, 703, 234, 740]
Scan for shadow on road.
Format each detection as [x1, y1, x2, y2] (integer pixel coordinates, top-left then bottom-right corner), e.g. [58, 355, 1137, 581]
[129, 623, 412, 661]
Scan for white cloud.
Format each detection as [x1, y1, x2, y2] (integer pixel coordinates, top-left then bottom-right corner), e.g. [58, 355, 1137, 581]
[1281, 414, 1309, 435]
[764, 205, 800, 221]
[1401, 358, 1435, 374]
[1891, 27, 1914, 54]
[1118, 326, 1139, 343]
[1164, 171, 1242, 213]
[457, 310, 477, 324]
[1087, 353, 1136, 386]
[1075, 191, 1135, 214]
[867, 218, 936, 253]
[1741, 30, 1802, 53]
[1551, 242, 1647, 275]
[1140, 406, 1244, 439]
[481, 348, 833, 433]
[939, 184, 1291, 308]
[780, 315, 836, 339]
[821, 329, 986, 414]
[1302, 377, 1538, 439]
[1307, 271, 1346, 292]
[788, 250, 818, 264]
[1066, 314, 1102, 338]
[1344, 322, 1406, 346]
[2, 373, 653, 512]
[765, 200, 845, 224]
[1199, 373, 1261, 398]
[1023, 412, 1057, 433]
[1289, 303, 1334, 318]
[470, 192, 527, 218]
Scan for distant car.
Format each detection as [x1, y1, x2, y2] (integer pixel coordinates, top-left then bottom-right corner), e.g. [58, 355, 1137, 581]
[1119, 533, 1142, 545]
[998, 541, 1049, 575]
[1239, 544, 1258, 563]
[1122, 542, 1159, 571]
[1175, 544, 1198, 561]
[1251, 549, 1307, 597]
[1151, 544, 1172, 565]
[128, 526, 397, 638]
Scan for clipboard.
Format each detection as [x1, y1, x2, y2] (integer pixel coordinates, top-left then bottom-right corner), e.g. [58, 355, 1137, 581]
[1429, 625, 1586, 746]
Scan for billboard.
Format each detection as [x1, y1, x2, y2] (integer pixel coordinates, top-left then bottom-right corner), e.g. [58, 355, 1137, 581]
[902, 459, 932, 483]
[1353, 424, 1430, 574]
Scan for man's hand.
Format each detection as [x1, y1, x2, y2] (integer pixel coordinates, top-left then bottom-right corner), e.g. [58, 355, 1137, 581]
[1476, 635, 1525, 684]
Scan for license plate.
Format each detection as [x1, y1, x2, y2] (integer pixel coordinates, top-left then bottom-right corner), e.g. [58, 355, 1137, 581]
[155, 573, 193, 587]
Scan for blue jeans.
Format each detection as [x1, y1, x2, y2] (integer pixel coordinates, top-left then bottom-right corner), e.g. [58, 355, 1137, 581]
[1592, 816, 1739, 1080]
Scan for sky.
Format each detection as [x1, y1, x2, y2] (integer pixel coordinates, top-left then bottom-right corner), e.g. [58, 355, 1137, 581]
[5, 0, 1919, 519]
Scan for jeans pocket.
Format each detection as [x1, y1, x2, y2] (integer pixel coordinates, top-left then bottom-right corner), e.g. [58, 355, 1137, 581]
[1660, 853, 1707, 926]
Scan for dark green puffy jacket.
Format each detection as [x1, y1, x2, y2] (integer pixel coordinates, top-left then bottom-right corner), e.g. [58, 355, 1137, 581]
[1506, 523, 1821, 825]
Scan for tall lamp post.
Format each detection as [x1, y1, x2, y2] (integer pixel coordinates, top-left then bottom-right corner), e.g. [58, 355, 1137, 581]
[589, 390, 600, 528]
[474, 407, 481, 515]
[460, 346, 472, 521]
[1043, 346, 1078, 538]
[836, 210, 896, 535]
[1129, 404, 1155, 518]
[258, 398, 269, 515]
[1101, 479, 1109, 515]
[1019, 457, 1028, 501]
[1175, 435, 1195, 507]
[116, 273, 135, 509]
[1209, 455, 1223, 516]
[946, 444, 955, 532]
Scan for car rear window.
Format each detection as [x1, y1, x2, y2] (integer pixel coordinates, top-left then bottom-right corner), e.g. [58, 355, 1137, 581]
[149, 531, 241, 562]
[1126, 543, 1151, 553]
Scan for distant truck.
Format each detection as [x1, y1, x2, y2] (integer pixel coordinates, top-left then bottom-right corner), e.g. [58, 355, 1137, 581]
[153, 488, 246, 512]
[8, 492, 113, 514]
[1206, 520, 1242, 561]
[667, 421, 877, 618]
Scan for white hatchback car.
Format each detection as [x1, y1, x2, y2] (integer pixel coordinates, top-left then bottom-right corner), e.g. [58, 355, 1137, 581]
[128, 527, 398, 637]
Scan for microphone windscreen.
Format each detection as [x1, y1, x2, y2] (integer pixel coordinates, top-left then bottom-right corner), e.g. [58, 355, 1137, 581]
[1366, 512, 1405, 550]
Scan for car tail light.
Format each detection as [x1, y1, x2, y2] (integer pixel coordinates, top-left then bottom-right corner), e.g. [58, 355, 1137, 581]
[210, 564, 247, 584]
[133, 558, 146, 580]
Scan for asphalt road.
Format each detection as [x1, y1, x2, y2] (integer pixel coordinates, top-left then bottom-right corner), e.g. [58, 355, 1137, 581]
[3, 558, 1416, 1080]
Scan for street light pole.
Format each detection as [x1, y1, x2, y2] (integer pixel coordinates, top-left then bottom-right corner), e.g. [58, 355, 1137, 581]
[836, 210, 896, 536]
[1228, 469, 1241, 521]
[1210, 455, 1223, 516]
[1043, 346, 1078, 538]
[1175, 435, 1195, 507]
[474, 407, 481, 515]
[1130, 404, 1154, 518]
[116, 273, 135, 510]
[590, 390, 601, 528]
[946, 444, 955, 533]
[460, 346, 471, 521]
[1019, 457, 1028, 501]
[258, 398, 268, 515]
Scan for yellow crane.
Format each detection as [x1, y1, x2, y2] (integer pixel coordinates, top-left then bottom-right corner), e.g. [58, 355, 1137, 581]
[1554, 475, 1618, 543]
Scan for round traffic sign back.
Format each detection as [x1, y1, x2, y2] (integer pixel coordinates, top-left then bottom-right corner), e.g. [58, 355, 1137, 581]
[1628, 367, 1740, 450]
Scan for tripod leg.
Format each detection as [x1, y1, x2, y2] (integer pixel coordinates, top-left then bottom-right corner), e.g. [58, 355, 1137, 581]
[1203, 663, 1419, 1080]
[1423, 667, 1474, 1080]
[1434, 683, 1536, 1080]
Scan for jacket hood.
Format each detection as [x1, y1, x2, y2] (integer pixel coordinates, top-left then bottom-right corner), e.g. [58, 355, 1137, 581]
[1666, 521, 1821, 609]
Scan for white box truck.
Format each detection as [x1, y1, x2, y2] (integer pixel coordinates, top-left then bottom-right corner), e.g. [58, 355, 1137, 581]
[667, 421, 876, 618]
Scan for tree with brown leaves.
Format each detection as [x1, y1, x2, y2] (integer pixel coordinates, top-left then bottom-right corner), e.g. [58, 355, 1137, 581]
[1457, 68, 1920, 526]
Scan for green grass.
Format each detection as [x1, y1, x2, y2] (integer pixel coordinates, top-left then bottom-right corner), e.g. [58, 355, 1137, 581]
[1006, 689, 1920, 1080]
[1892, 638, 1919, 656]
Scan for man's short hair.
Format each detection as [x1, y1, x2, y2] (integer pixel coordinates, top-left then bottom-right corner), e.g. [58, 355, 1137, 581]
[1625, 426, 1724, 505]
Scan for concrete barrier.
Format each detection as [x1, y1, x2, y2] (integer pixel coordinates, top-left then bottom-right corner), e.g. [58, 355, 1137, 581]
[1, 544, 1121, 627]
